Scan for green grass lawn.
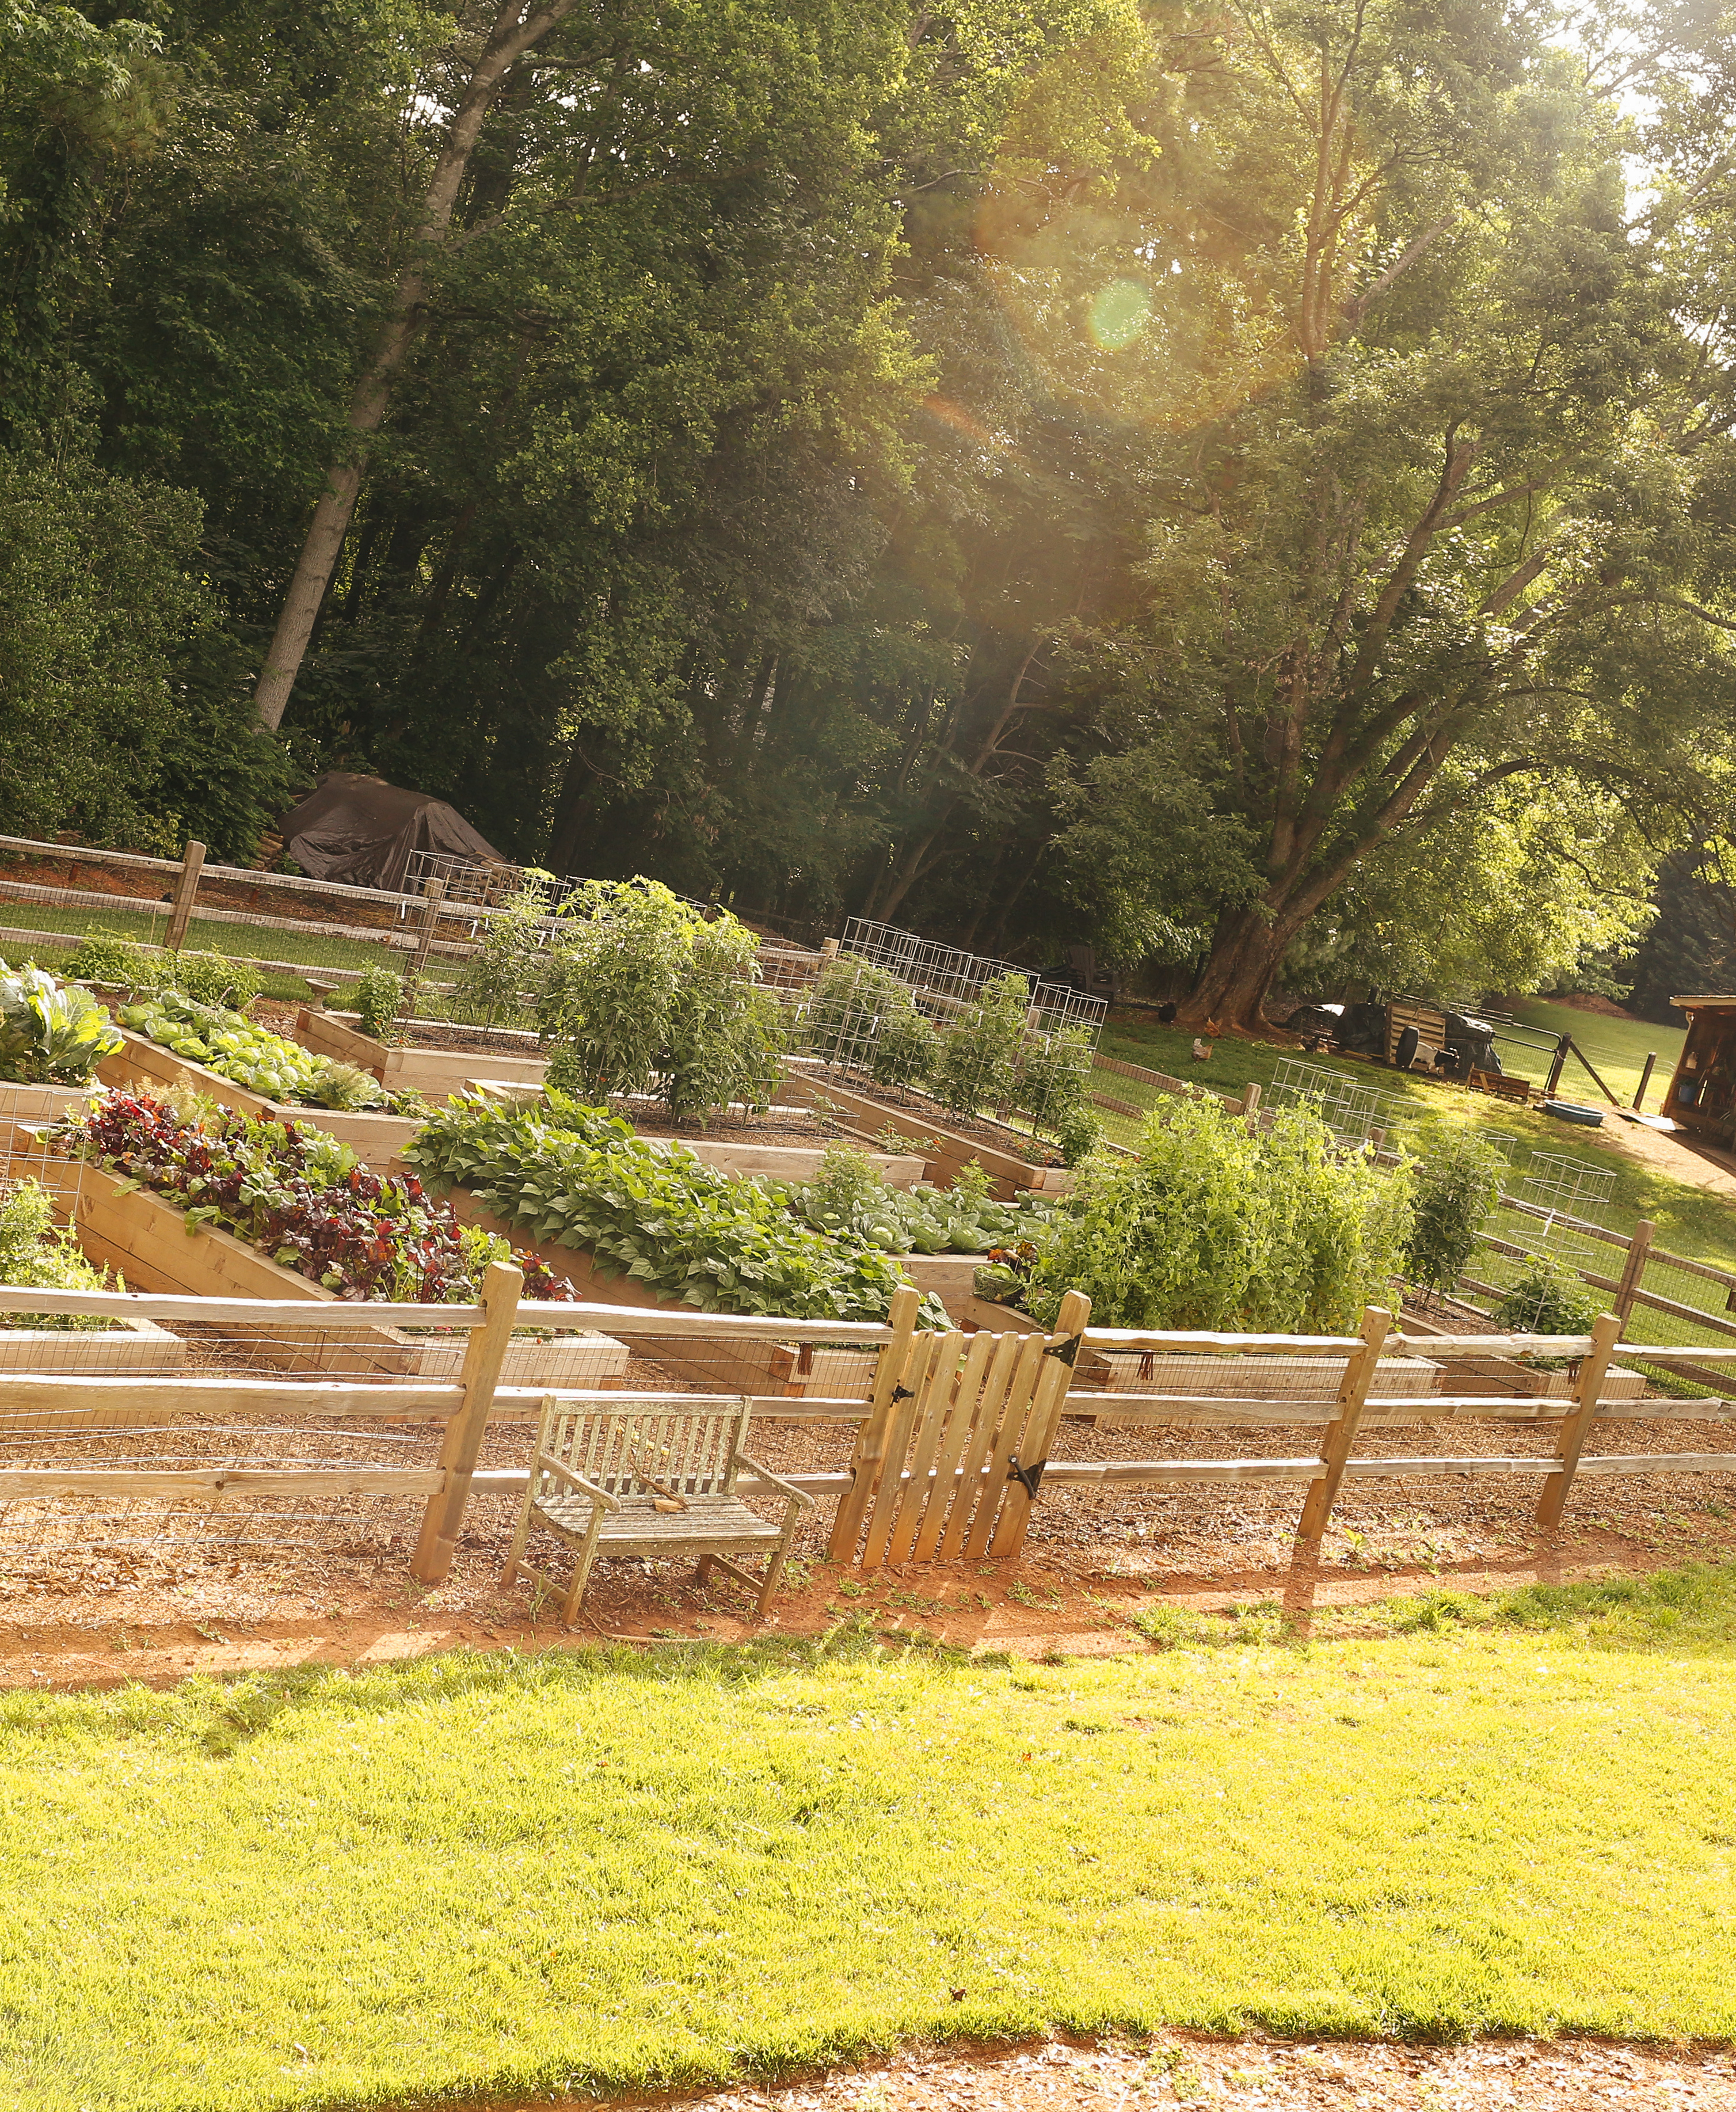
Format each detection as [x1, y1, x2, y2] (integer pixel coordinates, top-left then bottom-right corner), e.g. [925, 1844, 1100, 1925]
[5, 1568, 1736, 2111]
[1502, 999, 1684, 1108]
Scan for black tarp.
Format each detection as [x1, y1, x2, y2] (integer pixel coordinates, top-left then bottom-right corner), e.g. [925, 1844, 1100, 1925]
[277, 773, 504, 891]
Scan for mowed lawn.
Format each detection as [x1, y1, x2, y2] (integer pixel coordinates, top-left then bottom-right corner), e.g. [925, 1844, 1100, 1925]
[3, 1570, 1735, 2111]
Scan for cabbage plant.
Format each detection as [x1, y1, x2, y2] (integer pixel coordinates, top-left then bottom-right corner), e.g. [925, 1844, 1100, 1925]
[0, 961, 123, 1083]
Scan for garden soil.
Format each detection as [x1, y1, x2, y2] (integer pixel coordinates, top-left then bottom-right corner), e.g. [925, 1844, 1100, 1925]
[489, 2029, 1736, 2112]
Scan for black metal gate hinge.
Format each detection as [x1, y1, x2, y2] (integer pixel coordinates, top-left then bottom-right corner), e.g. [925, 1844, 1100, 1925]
[1006, 1455, 1046, 1498]
[1044, 1332, 1083, 1367]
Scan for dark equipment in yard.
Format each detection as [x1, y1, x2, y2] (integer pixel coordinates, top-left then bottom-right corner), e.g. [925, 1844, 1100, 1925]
[1276, 994, 1641, 1109]
[274, 773, 505, 892]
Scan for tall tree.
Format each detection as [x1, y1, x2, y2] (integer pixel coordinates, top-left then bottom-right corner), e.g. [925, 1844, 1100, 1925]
[1041, 0, 1736, 1021]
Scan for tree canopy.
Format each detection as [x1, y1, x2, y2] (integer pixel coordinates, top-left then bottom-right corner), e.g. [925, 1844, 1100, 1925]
[3, 0, 1735, 1006]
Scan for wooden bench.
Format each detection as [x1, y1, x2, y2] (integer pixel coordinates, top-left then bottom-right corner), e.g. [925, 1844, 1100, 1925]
[503, 1394, 814, 1623]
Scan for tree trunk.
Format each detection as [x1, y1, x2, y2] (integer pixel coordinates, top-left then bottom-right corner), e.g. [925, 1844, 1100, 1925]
[1175, 906, 1301, 1029]
[253, 0, 576, 730]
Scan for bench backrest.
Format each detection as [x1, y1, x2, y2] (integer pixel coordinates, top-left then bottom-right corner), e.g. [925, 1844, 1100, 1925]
[533, 1394, 753, 1500]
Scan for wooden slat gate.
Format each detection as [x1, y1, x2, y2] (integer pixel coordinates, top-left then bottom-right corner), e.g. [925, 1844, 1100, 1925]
[829, 1289, 1091, 1567]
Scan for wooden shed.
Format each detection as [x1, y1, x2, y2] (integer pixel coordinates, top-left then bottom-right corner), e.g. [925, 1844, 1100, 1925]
[1665, 995, 1736, 1142]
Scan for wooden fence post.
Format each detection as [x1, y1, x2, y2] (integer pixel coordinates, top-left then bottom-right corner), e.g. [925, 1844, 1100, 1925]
[401, 876, 447, 1019]
[1242, 1082, 1262, 1130]
[1613, 1219, 1655, 1334]
[1293, 1306, 1392, 1555]
[989, 1287, 1091, 1557]
[1535, 1311, 1622, 1533]
[828, 1283, 921, 1562]
[164, 840, 205, 952]
[412, 1259, 521, 1582]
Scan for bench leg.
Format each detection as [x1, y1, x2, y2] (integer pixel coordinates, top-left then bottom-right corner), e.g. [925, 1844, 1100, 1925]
[756, 1500, 804, 1617]
[559, 1506, 608, 1627]
[695, 1555, 715, 1586]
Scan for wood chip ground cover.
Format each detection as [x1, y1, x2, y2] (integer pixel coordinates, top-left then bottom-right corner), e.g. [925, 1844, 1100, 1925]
[2, 1567, 1735, 2109]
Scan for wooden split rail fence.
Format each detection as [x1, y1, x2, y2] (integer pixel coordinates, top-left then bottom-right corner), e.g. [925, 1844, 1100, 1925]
[4, 1272, 1736, 1581]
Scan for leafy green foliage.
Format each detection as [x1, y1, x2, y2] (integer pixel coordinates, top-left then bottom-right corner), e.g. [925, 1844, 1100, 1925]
[64, 928, 149, 988]
[0, 960, 122, 1083]
[1030, 1097, 1410, 1333]
[791, 1141, 1050, 1255]
[539, 883, 782, 1120]
[804, 957, 939, 1090]
[0, 1177, 116, 1327]
[351, 965, 403, 1042]
[451, 878, 558, 1028]
[65, 932, 262, 1010]
[1400, 1125, 1507, 1297]
[119, 991, 386, 1109]
[1018, 1026, 1098, 1158]
[403, 1093, 937, 1323]
[664, 916, 783, 1121]
[0, 445, 293, 858]
[161, 952, 264, 1011]
[1493, 1253, 1603, 1337]
[933, 974, 1030, 1119]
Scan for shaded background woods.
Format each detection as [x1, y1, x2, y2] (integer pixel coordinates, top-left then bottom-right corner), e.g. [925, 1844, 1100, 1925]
[6, 0, 1736, 1016]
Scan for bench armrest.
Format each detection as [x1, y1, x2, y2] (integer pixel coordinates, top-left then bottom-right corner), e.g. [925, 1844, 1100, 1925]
[534, 1457, 620, 1511]
[734, 1451, 816, 1509]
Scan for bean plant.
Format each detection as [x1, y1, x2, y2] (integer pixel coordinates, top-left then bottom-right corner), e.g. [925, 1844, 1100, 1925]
[790, 1141, 1052, 1255]
[1028, 1095, 1411, 1333]
[405, 1093, 941, 1323]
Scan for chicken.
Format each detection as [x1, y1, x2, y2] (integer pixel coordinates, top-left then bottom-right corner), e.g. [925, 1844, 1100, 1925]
[1191, 1038, 1213, 1061]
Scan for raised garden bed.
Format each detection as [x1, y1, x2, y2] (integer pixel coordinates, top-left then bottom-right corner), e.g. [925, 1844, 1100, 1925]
[0, 1312, 185, 1373]
[1090, 1351, 1444, 1407]
[466, 1079, 927, 1189]
[31, 1143, 628, 1386]
[778, 1061, 1074, 1200]
[296, 1009, 546, 1094]
[97, 1028, 424, 1159]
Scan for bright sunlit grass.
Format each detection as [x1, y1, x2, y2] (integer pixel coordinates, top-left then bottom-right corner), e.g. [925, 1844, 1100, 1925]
[3, 1567, 1736, 2111]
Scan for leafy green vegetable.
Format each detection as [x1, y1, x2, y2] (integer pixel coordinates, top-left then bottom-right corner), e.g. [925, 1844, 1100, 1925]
[404, 1094, 944, 1323]
[790, 1140, 1053, 1257]
[0, 1179, 117, 1328]
[0, 961, 123, 1083]
[118, 991, 388, 1110]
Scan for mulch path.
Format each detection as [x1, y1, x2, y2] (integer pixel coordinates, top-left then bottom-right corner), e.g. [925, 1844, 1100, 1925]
[486, 2027, 1736, 2112]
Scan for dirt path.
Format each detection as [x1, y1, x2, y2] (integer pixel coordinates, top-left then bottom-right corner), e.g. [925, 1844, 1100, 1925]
[1579, 1109, 1736, 1203]
[482, 2028, 1736, 2112]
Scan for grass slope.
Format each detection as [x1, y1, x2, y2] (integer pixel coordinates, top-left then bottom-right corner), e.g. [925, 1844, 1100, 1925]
[4, 1569, 1735, 2111]
[1503, 1000, 1684, 1108]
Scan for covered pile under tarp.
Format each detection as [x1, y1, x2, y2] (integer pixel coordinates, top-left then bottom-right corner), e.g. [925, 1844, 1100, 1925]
[276, 773, 504, 892]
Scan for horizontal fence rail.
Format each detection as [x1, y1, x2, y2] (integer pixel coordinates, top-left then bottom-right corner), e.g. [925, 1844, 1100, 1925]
[0, 1272, 1733, 1589]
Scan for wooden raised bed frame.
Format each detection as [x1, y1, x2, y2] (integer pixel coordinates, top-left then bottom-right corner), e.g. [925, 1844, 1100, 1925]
[31, 1142, 627, 1389]
[295, 1009, 547, 1095]
[97, 1028, 424, 1159]
[778, 1064, 1074, 1201]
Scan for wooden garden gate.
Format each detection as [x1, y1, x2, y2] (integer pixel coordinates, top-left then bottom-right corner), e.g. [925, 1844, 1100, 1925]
[828, 1289, 1091, 1567]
